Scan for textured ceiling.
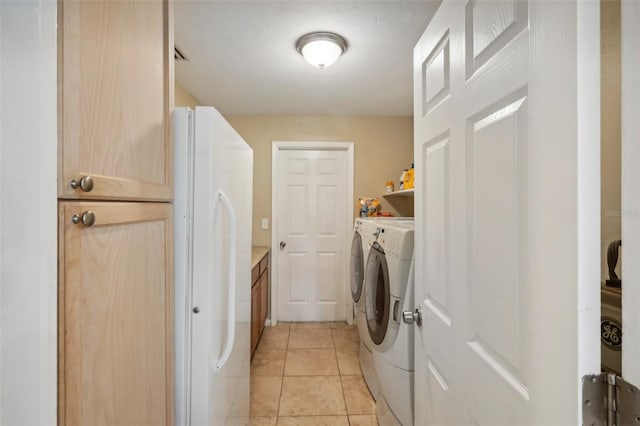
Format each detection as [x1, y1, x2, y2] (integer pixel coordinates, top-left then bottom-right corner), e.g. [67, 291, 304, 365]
[174, 1, 440, 116]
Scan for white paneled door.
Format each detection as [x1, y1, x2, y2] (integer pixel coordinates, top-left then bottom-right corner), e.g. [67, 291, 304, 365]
[413, 1, 600, 425]
[275, 146, 350, 322]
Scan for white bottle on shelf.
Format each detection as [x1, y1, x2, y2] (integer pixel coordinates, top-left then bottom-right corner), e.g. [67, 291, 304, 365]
[399, 169, 408, 190]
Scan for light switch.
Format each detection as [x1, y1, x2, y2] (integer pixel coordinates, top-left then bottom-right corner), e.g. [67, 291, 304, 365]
[261, 218, 269, 230]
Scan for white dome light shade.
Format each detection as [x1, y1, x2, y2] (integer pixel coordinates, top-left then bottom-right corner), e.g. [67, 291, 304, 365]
[301, 40, 343, 68]
[296, 32, 348, 69]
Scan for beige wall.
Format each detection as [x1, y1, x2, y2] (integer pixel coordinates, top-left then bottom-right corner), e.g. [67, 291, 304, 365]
[175, 81, 200, 107]
[224, 115, 414, 247]
[601, 0, 621, 281]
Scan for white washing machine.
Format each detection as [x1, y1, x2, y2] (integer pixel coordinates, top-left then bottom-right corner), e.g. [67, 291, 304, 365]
[350, 218, 380, 399]
[364, 222, 415, 426]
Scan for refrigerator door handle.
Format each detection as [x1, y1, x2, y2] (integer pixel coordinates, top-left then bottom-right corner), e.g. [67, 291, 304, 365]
[214, 189, 237, 371]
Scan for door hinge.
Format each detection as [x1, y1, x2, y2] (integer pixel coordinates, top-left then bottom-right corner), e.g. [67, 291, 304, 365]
[582, 373, 640, 425]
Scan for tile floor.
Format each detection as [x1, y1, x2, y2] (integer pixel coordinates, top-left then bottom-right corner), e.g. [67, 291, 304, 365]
[250, 322, 378, 426]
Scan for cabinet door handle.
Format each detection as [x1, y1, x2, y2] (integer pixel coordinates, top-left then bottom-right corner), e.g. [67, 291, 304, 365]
[69, 175, 94, 192]
[71, 211, 96, 227]
[280, 241, 286, 249]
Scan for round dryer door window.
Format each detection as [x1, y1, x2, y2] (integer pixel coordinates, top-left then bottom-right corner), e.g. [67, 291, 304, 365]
[365, 241, 390, 345]
[350, 231, 364, 303]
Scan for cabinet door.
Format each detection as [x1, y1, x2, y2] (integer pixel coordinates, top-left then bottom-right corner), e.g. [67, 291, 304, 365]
[260, 269, 269, 332]
[58, 0, 173, 201]
[251, 282, 261, 354]
[58, 202, 173, 425]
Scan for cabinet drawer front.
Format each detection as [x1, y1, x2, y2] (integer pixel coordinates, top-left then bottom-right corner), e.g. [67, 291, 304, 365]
[251, 265, 260, 286]
[58, 202, 174, 425]
[259, 254, 269, 275]
[58, 0, 173, 201]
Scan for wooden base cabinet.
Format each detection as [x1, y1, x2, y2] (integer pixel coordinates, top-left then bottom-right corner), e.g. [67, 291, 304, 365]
[251, 252, 269, 356]
[58, 202, 174, 425]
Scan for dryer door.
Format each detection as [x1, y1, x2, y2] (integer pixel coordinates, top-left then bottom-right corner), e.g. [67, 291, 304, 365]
[365, 242, 390, 345]
[350, 231, 365, 303]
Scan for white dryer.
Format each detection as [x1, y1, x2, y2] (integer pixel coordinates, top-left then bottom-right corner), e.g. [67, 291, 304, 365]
[364, 222, 415, 426]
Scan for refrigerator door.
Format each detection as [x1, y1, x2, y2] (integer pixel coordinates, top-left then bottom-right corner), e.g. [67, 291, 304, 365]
[174, 108, 194, 426]
[174, 107, 253, 426]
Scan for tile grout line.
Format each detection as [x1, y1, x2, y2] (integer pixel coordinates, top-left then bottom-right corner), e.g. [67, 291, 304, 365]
[342, 337, 355, 426]
[338, 355, 351, 425]
[275, 325, 290, 421]
[333, 326, 353, 425]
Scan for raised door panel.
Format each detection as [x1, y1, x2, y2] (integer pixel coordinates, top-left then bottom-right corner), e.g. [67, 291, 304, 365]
[58, 202, 173, 425]
[58, 0, 173, 201]
[465, 94, 530, 422]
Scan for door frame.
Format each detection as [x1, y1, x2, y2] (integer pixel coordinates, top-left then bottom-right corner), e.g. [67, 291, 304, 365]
[622, 0, 640, 386]
[270, 141, 354, 325]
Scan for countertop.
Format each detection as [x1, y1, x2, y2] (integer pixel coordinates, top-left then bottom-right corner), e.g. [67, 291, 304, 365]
[251, 246, 270, 269]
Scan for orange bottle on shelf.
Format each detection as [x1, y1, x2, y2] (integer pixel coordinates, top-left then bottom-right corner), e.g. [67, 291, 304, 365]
[386, 181, 394, 193]
[403, 163, 415, 190]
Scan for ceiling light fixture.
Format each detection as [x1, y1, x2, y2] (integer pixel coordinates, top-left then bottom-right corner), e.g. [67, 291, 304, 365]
[296, 32, 348, 69]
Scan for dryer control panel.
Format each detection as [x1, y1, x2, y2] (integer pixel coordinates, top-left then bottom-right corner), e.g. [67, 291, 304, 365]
[377, 225, 414, 260]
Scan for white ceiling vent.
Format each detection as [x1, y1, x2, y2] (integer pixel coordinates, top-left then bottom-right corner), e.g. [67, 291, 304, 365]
[174, 46, 189, 61]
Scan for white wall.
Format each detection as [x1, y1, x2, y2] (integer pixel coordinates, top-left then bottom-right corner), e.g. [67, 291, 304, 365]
[601, 0, 621, 282]
[224, 114, 414, 247]
[0, 1, 57, 424]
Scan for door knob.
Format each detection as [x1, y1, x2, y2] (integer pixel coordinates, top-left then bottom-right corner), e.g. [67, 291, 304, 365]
[69, 175, 94, 192]
[280, 241, 286, 249]
[402, 308, 422, 326]
[71, 210, 96, 227]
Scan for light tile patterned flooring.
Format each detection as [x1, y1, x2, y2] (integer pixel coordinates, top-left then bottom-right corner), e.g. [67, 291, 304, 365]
[250, 322, 378, 426]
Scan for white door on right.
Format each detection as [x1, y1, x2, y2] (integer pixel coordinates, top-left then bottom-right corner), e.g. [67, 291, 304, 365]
[413, 1, 600, 425]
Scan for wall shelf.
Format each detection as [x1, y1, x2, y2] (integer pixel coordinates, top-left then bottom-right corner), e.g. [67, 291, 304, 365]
[380, 188, 414, 217]
[382, 188, 414, 198]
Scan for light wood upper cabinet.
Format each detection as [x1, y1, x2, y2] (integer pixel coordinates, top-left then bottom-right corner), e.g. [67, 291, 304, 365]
[58, 202, 174, 425]
[58, 0, 173, 201]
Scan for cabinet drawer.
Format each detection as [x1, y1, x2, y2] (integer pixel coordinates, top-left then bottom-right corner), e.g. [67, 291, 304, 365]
[259, 254, 269, 274]
[251, 265, 260, 286]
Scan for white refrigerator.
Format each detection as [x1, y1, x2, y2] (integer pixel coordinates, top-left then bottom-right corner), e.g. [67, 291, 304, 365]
[174, 107, 253, 426]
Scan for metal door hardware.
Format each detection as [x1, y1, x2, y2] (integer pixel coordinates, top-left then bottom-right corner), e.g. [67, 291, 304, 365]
[582, 373, 640, 425]
[69, 175, 94, 192]
[280, 241, 286, 249]
[192, 307, 200, 314]
[71, 211, 96, 227]
[402, 308, 422, 326]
